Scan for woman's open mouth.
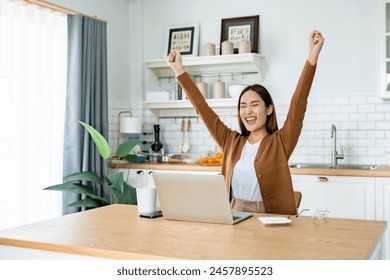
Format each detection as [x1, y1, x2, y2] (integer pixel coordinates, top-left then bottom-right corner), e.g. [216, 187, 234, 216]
[245, 117, 257, 125]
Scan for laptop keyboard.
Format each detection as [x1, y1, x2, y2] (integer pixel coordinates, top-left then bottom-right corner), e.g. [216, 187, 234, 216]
[232, 216, 241, 221]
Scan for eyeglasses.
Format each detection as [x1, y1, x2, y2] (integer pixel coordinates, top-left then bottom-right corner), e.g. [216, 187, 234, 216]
[291, 208, 330, 226]
[312, 209, 330, 226]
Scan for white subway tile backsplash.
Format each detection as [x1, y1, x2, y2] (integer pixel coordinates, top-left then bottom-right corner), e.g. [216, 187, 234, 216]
[333, 114, 349, 122]
[377, 122, 390, 130]
[337, 96, 350, 104]
[367, 147, 386, 157]
[326, 105, 342, 113]
[315, 114, 334, 122]
[376, 104, 390, 112]
[313, 96, 333, 105]
[357, 122, 373, 130]
[358, 139, 376, 148]
[344, 105, 359, 113]
[349, 96, 367, 104]
[376, 139, 389, 147]
[108, 92, 390, 164]
[341, 122, 358, 130]
[358, 104, 376, 113]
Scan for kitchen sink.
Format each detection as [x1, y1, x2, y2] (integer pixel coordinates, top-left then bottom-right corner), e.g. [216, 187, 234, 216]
[289, 163, 379, 171]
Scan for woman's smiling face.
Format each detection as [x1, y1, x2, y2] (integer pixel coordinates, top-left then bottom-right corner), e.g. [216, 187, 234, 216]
[239, 90, 273, 134]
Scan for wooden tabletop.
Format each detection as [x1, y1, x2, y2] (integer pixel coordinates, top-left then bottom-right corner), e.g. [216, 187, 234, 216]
[0, 205, 386, 260]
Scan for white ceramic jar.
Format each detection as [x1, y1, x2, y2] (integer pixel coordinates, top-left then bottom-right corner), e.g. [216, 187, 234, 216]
[213, 80, 225, 99]
[204, 42, 216, 56]
[221, 40, 233, 55]
[196, 80, 208, 98]
[239, 39, 251, 54]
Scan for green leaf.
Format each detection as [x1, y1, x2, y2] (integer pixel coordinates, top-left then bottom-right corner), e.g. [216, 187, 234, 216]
[106, 172, 124, 194]
[116, 139, 141, 159]
[109, 183, 137, 205]
[63, 171, 102, 185]
[123, 154, 137, 163]
[79, 121, 110, 160]
[68, 197, 105, 208]
[124, 183, 137, 205]
[44, 183, 96, 196]
[44, 183, 109, 204]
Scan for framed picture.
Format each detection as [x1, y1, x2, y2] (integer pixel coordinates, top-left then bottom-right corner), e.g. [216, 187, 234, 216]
[220, 15, 259, 54]
[164, 23, 199, 57]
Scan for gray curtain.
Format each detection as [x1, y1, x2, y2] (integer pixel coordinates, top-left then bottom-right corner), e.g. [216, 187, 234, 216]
[62, 15, 108, 215]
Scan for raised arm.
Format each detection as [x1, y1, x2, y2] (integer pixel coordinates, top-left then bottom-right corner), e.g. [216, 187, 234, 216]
[280, 30, 324, 157]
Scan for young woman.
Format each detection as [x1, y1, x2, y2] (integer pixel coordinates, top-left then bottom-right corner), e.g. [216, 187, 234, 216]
[167, 30, 325, 215]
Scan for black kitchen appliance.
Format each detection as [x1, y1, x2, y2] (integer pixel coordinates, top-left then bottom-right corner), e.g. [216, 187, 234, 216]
[151, 124, 163, 153]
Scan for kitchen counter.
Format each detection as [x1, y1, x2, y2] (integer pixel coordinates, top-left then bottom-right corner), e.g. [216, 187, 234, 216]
[109, 161, 390, 177]
[0, 204, 386, 259]
[109, 161, 221, 172]
[290, 165, 390, 177]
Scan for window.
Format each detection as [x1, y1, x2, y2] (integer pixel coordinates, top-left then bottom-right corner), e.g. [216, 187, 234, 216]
[0, 0, 67, 229]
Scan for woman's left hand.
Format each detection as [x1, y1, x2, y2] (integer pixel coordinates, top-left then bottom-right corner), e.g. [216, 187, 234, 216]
[308, 30, 325, 65]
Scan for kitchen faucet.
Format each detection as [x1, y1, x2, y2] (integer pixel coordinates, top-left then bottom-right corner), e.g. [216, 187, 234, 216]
[331, 124, 344, 167]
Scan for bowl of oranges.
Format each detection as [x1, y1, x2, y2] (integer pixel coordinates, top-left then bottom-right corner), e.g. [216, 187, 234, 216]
[198, 152, 223, 166]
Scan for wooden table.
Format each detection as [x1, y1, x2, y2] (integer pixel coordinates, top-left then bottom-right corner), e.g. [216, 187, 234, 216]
[0, 205, 386, 260]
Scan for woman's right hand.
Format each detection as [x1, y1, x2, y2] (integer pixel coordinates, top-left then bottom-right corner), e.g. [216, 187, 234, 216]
[167, 50, 186, 76]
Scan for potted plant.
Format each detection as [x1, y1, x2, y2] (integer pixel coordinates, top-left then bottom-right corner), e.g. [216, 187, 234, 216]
[44, 121, 142, 209]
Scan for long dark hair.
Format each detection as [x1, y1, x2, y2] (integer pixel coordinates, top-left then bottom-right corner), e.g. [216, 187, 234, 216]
[237, 84, 278, 136]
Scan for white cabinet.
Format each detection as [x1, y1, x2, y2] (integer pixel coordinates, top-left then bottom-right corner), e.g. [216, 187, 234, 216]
[375, 177, 390, 259]
[291, 174, 376, 220]
[379, 0, 390, 98]
[186, 170, 220, 175]
[121, 168, 147, 188]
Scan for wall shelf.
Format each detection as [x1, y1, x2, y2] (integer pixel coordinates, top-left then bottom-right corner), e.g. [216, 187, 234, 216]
[143, 98, 238, 110]
[144, 53, 264, 80]
[143, 53, 264, 112]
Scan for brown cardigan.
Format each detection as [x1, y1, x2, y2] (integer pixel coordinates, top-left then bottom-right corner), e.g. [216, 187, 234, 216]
[177, 61, 317, 215]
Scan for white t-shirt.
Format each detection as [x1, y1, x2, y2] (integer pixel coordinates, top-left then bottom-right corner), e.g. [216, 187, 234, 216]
[231, 139, 262, 201]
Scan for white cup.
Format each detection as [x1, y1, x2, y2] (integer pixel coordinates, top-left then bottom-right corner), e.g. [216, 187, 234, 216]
[136, 186, 156, 213]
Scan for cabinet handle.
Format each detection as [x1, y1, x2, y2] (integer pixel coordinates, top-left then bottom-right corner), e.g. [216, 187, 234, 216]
[148, 171, 154, 175]
[136, 170, 144, 175]
[317, 176, 328, 182]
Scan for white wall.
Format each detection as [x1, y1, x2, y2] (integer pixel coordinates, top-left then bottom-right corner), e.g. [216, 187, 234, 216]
[130, 0, 390, 165]
[51, 0, 390, 165]
[140, 0, 378, 97]
[51, 0, 379, 98]
[51, 0, 131, 101]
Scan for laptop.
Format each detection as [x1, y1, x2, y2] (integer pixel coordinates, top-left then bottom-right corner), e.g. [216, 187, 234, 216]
[152, 173, 252, 225]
